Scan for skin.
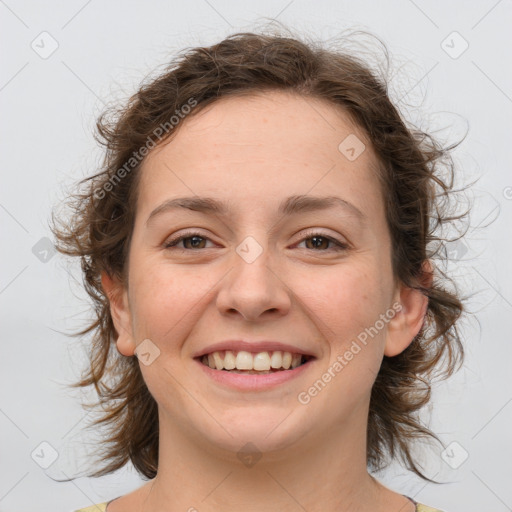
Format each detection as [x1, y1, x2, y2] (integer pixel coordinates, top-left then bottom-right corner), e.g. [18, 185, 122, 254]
[101, 90, 429, 512]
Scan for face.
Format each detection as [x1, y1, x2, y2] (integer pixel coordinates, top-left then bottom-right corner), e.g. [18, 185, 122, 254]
[103, 90, 427, 459]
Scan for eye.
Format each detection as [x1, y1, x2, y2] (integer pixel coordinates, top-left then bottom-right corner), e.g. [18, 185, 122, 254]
[163, 231, 213, 250]
[295, 230, 349, 252]
[163, 230, 349, 252]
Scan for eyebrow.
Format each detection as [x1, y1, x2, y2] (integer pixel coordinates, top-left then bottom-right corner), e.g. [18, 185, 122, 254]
[145, 194, 366, 227]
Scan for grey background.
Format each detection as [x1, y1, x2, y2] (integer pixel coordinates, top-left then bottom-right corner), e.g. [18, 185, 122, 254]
[1, 1, 511, 511]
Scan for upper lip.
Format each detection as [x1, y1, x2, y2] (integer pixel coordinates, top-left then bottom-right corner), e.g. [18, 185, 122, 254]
[193, 340, 317, 359]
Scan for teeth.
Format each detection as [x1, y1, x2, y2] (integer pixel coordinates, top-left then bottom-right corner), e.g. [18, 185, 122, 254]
[200, 350, 306, 371]
[270, 351, 283, 369]
[213, 351, 223, 370]
[223, 350, 236, 370]
[235, 351, 253, 370]
[253, 352, 271, 371]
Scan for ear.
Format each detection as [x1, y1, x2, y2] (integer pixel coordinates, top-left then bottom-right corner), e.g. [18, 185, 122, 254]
[101, 271, 136, 357]
[384, 260, 433, 357]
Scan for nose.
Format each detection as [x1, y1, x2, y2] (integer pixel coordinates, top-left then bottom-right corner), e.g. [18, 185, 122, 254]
[215, 247, 291, 322]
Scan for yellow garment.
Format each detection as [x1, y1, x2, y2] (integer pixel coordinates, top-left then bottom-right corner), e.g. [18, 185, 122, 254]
[74, 502, 444, 512]
[74, 505, 107, 512]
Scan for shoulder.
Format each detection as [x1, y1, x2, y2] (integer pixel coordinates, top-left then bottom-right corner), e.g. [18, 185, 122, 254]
[416, 503, 446, 512]
[74, 503, 108, 512]
[74, 500, 446, 512]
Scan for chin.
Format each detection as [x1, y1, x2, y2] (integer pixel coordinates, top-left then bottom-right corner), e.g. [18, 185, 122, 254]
[194, 408, 312, 459]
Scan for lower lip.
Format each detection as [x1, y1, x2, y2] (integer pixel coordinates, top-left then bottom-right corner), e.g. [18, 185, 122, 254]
[194, 358, 315, 391]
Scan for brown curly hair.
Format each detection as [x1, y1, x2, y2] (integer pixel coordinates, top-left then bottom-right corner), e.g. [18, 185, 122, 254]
[50, 26, 467, 484]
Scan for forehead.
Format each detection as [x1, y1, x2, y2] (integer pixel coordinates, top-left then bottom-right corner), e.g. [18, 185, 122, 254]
[146, 90, 366, 163]
[136, 91, 383, 220]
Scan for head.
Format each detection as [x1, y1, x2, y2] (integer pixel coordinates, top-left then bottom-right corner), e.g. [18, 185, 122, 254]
[52, 29, 465, 482]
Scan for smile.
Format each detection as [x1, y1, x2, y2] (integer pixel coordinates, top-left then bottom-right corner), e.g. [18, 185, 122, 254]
[195, 349, 316, 390]
[199, 349, 312, 374]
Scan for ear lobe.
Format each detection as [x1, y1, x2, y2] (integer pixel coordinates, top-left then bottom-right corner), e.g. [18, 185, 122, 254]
[100, 271, 136, 357]
[384, 261, 432, 357]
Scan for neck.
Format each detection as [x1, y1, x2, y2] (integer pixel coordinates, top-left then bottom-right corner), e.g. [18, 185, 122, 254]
[140, 406, 396, 512]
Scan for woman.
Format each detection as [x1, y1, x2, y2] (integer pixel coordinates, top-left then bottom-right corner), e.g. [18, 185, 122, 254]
[52, 28, 465, 512]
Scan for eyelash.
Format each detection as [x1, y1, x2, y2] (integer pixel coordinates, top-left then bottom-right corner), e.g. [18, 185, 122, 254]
[163, 230, 349, 252]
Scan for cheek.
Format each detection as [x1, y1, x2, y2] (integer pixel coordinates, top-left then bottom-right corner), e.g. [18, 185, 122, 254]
[128, 259, 207, 341]
[293, 262, 391, 395]
[295, 264, 388, 343]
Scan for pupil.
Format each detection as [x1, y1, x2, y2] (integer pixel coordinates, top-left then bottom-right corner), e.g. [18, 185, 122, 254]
[188, 236, 203, 248]
[309, 236, 327, 249]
